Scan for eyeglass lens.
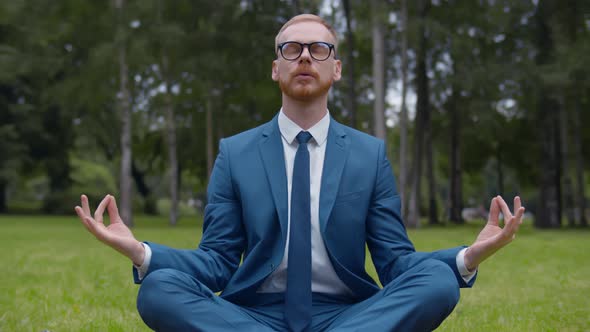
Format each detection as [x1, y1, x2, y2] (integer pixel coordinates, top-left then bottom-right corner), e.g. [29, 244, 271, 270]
[281, 42, 332, 61]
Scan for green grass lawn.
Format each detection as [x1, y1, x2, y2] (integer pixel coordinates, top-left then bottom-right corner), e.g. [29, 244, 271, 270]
[1, 215, 588, 331]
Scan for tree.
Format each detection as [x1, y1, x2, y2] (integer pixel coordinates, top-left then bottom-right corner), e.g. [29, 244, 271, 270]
[534, 0, 561, 228]
[342, 0, 358, 129]
[114, 0, 134, 227]
[370, 0, 386, 140]
[407, 0, 430, 228]
[154, 0, 183, 225]
[398, 0, 409, 218]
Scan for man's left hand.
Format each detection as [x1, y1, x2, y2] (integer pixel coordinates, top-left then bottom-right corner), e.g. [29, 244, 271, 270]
[464, 196, 525, 271]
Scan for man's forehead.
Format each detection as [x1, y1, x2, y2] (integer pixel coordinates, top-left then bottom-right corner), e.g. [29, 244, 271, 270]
[278, 21, 335, 43]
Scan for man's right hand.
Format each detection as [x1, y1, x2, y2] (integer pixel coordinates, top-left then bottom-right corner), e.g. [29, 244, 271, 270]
[74, 194, 145, 266]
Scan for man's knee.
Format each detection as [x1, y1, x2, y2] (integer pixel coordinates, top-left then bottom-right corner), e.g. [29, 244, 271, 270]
[137, 269, 174, 323]
[136, 268, 207, 328]
[418, 259, 460, 311]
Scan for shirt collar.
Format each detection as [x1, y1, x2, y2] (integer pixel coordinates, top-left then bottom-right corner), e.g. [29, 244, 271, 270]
[278, 108, 330, 146]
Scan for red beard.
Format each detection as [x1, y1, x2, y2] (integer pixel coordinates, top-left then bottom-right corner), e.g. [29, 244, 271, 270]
[279, 70, 333, 101]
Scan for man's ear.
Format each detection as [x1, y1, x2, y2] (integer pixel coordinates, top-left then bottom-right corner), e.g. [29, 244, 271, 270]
[271, 59, 279, 81]
[333, 59, 342, 82]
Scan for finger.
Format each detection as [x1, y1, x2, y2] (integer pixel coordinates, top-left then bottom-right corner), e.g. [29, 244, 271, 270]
[504, 207, 526, 237]
[496, 196, 513, 223]
[94, 195, 111, 224]
[514, 196, 522, 213]
[75, 206, 95, 233]
[488, 197, 500, 226]
[107, 195, 122, 223]
[84, 216, 110, 242]
[74, 206, 87, 223]
[81, 194, 91, 216]
[514, 207, 525, 225]
[76, 206, 111, 243]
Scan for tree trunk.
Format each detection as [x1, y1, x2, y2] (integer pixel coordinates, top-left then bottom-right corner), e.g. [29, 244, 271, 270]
[559, 97, 575, 227]
[423, 87, 437, 226]
[448, 86, 463, 224]
[407, 0, 430, 228]
[534, 0, 561, 228]
[419, 1, 437, 225]
[131, 160, 156, 215]
[566, 1, 587, 227]
[399, 0, 409, 218]
[536, 91, 562, 228]
[342, 0, 357, 129]
[41, 106, 73, 214]
[206, 96, 214, 179]
[0, 180, 6, 213]
[370, 0, 386, 140]
[167, 126, 179, 226]
[573, 98, 587, 227]
[115, 0, 133, 227]
[496, 147, 504, 195]
[407, 104, 424, 228]
[162, 54, 178, 226]
[425, 127, 438, 225]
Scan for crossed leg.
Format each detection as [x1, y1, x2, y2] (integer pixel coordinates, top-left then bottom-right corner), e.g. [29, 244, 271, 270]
[323, 259, 460, 331]
[136, 269, 280, 331]
[136, 259, 460, 332]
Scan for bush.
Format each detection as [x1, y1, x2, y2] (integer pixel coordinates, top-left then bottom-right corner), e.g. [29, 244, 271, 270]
[156, 198, 199, 218]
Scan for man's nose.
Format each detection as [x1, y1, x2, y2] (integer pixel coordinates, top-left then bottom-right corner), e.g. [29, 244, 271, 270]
[299, 45, 312, 62]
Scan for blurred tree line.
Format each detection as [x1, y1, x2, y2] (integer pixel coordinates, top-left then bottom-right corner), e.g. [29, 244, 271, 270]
[0, 0, 588, 229]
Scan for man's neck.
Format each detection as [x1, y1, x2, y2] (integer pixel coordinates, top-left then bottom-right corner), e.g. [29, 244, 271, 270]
[281, 95, 328, 130]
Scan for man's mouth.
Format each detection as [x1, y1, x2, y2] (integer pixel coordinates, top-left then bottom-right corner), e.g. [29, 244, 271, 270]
[295, 72, 315, 78]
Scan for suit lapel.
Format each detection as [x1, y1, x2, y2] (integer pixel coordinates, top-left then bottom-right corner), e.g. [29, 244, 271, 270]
[258, 116, 289, 244]
[319, 119, 349, 233]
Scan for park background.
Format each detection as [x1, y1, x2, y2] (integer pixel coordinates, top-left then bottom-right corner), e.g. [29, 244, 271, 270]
[1, 0, 589, 331]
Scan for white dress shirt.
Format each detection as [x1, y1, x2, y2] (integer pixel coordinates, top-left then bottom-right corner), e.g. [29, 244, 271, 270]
[137, 109, 476, 289]
[257, 110, 353, 294]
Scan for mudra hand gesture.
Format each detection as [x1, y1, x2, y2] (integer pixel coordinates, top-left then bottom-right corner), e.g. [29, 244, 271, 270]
[464, 196, 525, 271]
[74, 194, 145, 265]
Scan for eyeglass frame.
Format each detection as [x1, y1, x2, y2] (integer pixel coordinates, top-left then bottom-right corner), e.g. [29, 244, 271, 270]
[276, 41, 336, 61]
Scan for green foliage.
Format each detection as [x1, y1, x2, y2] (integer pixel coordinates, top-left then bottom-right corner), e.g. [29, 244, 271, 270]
[155, 198, 200, 218]
[0, 1, 589, 223]
[70, 157, 118, 198]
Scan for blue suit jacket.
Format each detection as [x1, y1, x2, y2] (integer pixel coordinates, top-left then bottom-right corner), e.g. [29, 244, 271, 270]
[134, 115, 475, 305]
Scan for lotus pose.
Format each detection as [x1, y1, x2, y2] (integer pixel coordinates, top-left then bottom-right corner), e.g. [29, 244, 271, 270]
[75, 14, 525, 332]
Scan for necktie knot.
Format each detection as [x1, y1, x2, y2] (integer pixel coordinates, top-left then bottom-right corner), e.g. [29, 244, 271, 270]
[296, 131, 313, 145]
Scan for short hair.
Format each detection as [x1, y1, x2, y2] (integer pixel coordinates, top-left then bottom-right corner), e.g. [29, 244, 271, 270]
[274, 14, 338, 52]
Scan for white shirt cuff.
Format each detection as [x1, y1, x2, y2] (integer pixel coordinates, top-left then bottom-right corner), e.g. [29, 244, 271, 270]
[456, 247, 477, 283]
[134, 243, 152, 280]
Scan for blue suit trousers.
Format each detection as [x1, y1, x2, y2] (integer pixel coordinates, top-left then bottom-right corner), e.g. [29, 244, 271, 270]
[136, 258, 459, 332]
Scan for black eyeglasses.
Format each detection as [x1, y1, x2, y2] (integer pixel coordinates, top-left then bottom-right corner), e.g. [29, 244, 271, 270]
[277, 41, 335, 61]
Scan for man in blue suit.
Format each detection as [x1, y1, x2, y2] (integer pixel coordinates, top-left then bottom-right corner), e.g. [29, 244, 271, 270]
[75, 14, 525, 331]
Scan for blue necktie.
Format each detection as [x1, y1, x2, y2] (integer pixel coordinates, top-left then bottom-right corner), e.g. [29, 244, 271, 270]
[285, 131, 313, 332]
